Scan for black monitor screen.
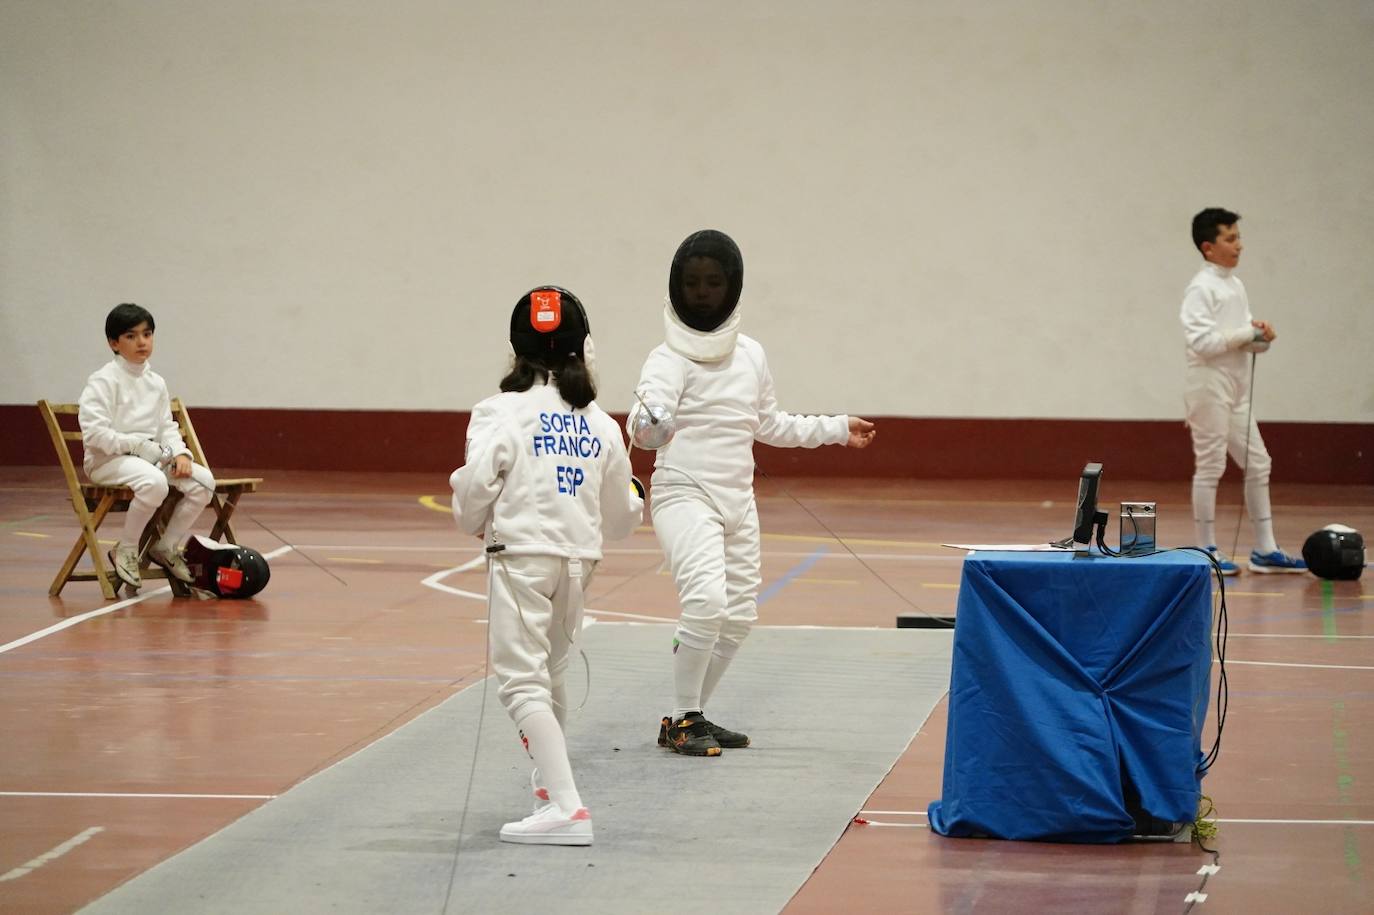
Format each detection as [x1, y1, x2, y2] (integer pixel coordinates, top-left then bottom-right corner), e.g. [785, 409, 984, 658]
[1072, 462, 1103, 550]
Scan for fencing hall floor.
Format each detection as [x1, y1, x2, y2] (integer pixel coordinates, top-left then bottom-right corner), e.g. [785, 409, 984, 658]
[1, 467, 1371, 914]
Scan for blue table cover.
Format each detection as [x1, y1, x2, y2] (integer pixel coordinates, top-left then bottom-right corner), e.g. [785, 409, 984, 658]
[927, 550, 1213, 842]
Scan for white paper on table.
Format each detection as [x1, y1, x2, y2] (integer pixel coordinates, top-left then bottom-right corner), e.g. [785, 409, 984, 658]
[940, 543, 1077, 552]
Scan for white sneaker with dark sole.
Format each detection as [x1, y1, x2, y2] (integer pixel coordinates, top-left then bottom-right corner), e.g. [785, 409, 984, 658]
[499, 804, 592, 846]
[108, 544, 142, 589]
[149, 543, 194, 583]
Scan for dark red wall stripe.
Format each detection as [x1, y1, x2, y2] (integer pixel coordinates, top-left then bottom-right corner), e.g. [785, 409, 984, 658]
[4, 404, 1369, 484]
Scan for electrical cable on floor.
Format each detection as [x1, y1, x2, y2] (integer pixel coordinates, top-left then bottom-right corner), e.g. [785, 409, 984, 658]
[753, 462, 954, 629]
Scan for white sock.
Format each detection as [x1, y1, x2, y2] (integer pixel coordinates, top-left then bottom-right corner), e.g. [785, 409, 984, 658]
[516, 710, 582, 814]
[672, 641, 712, 720]
[699, 651, 734, 709]
[1191, 482, 1218, 548]
[1245, 480, 1279, 554]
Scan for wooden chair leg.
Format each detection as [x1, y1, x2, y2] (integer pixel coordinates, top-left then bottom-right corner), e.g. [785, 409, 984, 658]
[50, 494, 120, 600]
[209, 490, 245, 543]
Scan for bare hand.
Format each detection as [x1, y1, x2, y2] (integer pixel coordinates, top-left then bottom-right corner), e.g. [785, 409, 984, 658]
[171, 454, 193, 478]
[847, 416, 876, 449]
[1252, 319, 1277, 343]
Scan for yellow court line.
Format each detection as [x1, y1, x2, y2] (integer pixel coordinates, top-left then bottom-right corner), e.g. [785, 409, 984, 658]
[1225, 591, 1283, 597]
[327, 557, 384, 564]
[12, 531, 50, 539]
[920, 583, 960, 589]
[418, 495, 449, 514]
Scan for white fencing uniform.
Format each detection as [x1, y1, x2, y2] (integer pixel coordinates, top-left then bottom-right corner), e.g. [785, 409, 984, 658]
[630, 303, 848, 709]
[1180, 261, 1275, 550]
[78, 355, 214, 546]
[452, 380, 643, 726]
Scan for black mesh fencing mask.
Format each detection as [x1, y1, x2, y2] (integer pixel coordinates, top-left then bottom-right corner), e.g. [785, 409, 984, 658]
[668, 229, 743, 332]
[184, 535, 272, 597]
[1302, 524, 1365, 580]
[509, 286, 590, 363]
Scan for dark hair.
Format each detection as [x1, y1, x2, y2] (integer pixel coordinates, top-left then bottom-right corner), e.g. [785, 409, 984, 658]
[499, 352, 596, 409]
[105, 302, 155, 341]
[1191, 208, 1240, 252]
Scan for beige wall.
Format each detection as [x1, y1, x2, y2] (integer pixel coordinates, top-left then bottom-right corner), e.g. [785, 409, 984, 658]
[2, 0, 1371, 421]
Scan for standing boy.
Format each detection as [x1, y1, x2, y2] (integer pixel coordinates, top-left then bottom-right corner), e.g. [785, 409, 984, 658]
[1181, 208, 1306, 575]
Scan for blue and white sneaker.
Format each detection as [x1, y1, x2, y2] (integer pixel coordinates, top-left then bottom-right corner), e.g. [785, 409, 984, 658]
[1205, 547, 1240, 576]
[1249, 549, 1308, 574]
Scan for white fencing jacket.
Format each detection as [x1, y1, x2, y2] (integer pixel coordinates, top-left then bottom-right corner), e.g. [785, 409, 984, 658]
[1180, 262, 1263, 373]
[451, 380, 643, 559]
[77, 355, 192, 475]
[629, 302, 849, 524]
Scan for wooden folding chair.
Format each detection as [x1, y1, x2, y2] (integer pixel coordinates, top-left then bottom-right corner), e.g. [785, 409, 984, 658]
[37, 399, 263, 600]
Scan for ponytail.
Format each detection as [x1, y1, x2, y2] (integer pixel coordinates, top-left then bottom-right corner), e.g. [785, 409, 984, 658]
[499, 352, 596, 410]
[554, 356, 596, 409]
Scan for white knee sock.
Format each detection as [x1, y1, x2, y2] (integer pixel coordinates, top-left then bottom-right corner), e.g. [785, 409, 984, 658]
[699, 651, 734, 710]
[672, 641, 712, 720]
[1245, 479, 1278, 554]
[1191, 482, 1218, 548]
[120, 497, 160, 546]
[517, 710, 582, 814]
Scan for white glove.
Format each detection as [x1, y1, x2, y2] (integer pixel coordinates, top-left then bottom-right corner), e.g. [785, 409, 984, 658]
[131, 439, 172, 467]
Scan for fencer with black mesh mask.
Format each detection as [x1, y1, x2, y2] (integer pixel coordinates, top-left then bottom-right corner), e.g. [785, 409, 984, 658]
[628, 229, 877, 758]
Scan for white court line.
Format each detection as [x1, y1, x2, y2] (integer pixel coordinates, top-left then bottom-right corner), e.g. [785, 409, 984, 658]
[421, 558, 676, 623]
[320, 542, 964, 562]
[0, 827, 104, 883]
[1216, 818, 1374, 826]
[1229, 633, 1374, 640]
[1223, 659, 1374, 672]
[0, 791, 277, 799]
[0, 545, 295, 656]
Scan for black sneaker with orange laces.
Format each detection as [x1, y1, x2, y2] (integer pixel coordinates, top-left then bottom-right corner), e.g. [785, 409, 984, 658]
[659, 712, 722, 757]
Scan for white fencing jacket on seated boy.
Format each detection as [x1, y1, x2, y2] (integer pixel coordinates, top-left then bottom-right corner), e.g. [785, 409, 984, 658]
[452, 380, 643, 557]
[629, 301, 849, 526]
[78, 354, 193, 476]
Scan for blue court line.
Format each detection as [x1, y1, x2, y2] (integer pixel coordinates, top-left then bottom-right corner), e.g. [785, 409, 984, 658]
[758, 545, 830, 605]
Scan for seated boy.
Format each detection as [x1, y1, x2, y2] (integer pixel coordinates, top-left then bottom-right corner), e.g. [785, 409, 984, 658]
[78, 303, 217, 588]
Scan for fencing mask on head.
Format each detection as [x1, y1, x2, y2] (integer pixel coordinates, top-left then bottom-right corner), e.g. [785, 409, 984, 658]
[184, 535, 272, 597]
[510, 286, 592, 365]
[668, 229, 743, 333]
[1302, 524, 1365, 581]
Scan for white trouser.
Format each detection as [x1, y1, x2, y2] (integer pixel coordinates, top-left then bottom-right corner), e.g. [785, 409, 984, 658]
[487, 553, 595, 726]
[1184, 363, 1272, 487]
[1184, 363, 1276, 549]
[651, 482, 761, 656]
[88, 455, 216, 547]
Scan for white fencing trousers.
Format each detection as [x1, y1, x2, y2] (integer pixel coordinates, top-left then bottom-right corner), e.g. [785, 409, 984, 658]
[87, 455, 216, 547]
[1184, 363, 1275, 548]
[487, 553, 594, 727]
[651, 482, 761, 656]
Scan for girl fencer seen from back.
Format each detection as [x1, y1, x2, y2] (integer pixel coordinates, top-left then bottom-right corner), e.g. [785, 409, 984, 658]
[629, 229, 877, 758]
[451, 287, 643, 846]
